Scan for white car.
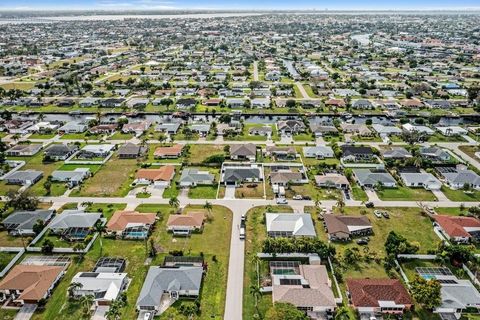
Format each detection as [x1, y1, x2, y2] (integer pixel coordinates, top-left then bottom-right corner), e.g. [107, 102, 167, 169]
[292, 195, 303, 200]
[374, 210, 382, 218]
[276, 197, 288, 204]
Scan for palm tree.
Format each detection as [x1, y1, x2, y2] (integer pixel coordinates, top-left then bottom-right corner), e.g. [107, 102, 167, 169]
[93, 220, 107, 255]
[335, 306, 351, 320]
[80, 294, 94, 316]
[203, 201, 213, 219]
[336, 198, 345, 211]
[413, 155, 423, 168]
[169, 196, 180, 210]
[249, 284, 262, 311]
[68, 282, 82, 299]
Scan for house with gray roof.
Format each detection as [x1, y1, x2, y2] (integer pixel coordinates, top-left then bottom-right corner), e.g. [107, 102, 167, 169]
[221, 165, 262, 186]
[6, 144, 42, 157]
[188, 124, 210, 137]
[58, 121, 87, 134]
[230, 143, 256, 162]
[48, 211, 102, 239]
[4, 170, 43, 185]
[441, 168, 480, 190]
[248, 126, 272, 137]
[420, 146, 451, 162]
[179, 169, 215, 187]
[277, 120, 306, 135]
[372, 124, 402, 136]
[77, 144, 115, 159]
[136, 266, 203, 315]
[400, 172, 442, 190]
[303, 146, 334, 159]
[117, 143, 146, 159]
[155, 122, 181, 134]
[51, 168, 91, 188]
[70, 272, 129, 306]
[382, 147, 412, 159]
[353, 169, 397, 188]
[1, 210, 54, 236]
[266, 213, 316, 238]
[309, 124, 338, 137]
[44, 144, 78, 161]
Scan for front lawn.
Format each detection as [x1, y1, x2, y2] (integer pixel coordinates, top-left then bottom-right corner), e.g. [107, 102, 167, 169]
[235, 183, 265, 199]
[376, 186, 437, 201]
[28, 132, 56, 139]
[441, 186, 480, 202]
[293, 133, 314, 141]
[187, 144, 226, 164]
[107, 132, 134, 140]
[188, 185, 218, 199]
[351, 185, 368, 201]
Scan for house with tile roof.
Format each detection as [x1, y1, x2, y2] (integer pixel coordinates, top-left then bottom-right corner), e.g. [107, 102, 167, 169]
[153, 144, 184, 159]
[134, 166, 175, 187]
[166, 212, 205, 236]
[106, 211, 157, 239]
[433, 215, 480, 243]
[324, 214, 373, 241]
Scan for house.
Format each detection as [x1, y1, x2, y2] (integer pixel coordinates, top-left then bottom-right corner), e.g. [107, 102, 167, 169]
[155, 122, 181, 135]
[325, 98, 346, 108]
[0, 264, 66, 304]
[48, 211, 102, 241]
[26, 121, 59, 133]
[346, 279, 413, 315]
[89, 124, 117, 134]
[277, 120, 306, 135]
[79, 97, 99, 107]
[251, 98, 270, 108]
[70, 272, 128, 306]
[440, 168, 480, 190]
[310, 124, 338, 137]
[222, 165, 262, 186]
[270, 171, 304, 186]
[136, 266, 203, 315]
[154, 144, 183, 159]
[58, 121, 87, 133]
[353, 169, 397, 188]
[303, 146, 334, 159]
[249, 126, 272, 137]
[217, 122, 241, 136]
[437, 126, 468, 136]
[324, 214, 372, 241]
[106, 211, 156, 239]
[99, 98, 125, 108]
[176, 98, 196, 109]
[1, 210, 54, 236]
[420, 146, 451, 162]
[402, 123, 434, 135]
[166, 212, 205, 235]
[51, 168, 91, 188]
[433, 215, 480, 243]
[77, 144, 115, 159]
[265, 146, 297, 161]
[230, 143, 257, 162]
[117, 143, 145, 159]
[44, 144, 78, 161]
[127, 98, 149, 109]
[134, 166, 175, 187]
[266, 213, 316, 238]
[382, 147, 412, 160]
[400, 172, 442, 190]
[372, 124, 402, 136]
[6, 144, 42, 157]
[179, 169, 215, 187]
[122, 121, 151, 136]
[352, 99, 373, 109]
[188, 124, 210, 137]
[271, 262, 336, 318]
[4, 170, 43, 185]
[340, 123, 372, 136]
[341, 145, 375, 162]
[226, 98, 245, 108]
[314, 174, 349, 189]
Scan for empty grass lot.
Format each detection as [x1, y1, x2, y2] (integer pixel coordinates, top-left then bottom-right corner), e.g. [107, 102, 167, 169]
[187, 144, 226, 164]
[441, 186, 480, 202]
[376, 186, 437, 201]
[243, 206, 293, 319]
[71, 158, 138, 197]
[188, 185, 218, 199]
[23, 153, 66, 197]
[235, 183, 265, 199]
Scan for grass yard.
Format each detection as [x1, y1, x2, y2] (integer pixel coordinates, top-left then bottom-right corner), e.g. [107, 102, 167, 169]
[351, 185, 368, 201]
[441, 186, 480, 202]
[328, 207, 440, 257]
[428, 132, 466, 143]
[187, 144, 226, 164]
[28, 132, 56, 139]
[71, 158, 138, 197]
[107, 132, 134, 140]
[85, 203, 127, 220]
[459, 145, 479, 160]
[188, 185, 218, 199]
[235, 183, 265, 199]
[376, 186, 437, 201]
[293, 133, 314, 141]
[33, 232, 79, 248]
[60, 133, 102, 140]
[146, 143, 184, 163]
[0, 181, 21, 195]
[23, 153, 66, 197]
[243, 205, 293, 319]
[0, 309, 17, 320]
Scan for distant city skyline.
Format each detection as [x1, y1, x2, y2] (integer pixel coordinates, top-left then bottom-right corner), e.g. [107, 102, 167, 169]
[1, 0, 480, 11]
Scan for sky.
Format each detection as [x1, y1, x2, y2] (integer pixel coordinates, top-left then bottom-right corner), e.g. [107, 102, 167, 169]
[1, 0, 480, 11]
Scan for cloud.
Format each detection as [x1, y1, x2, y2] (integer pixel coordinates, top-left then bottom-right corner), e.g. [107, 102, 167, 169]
[95, 0, 176, 9]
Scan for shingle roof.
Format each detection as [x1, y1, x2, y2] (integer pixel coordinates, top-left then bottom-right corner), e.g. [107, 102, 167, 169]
[266, 213, 316, 237]
[230, 143, 256, 157]
[347, 278, 412, 308]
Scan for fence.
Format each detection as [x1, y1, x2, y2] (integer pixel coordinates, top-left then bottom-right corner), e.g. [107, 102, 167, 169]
[0, 248, 25, 278]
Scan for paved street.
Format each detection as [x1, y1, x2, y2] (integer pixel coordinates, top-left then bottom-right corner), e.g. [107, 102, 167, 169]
[253, 61, 259, 81]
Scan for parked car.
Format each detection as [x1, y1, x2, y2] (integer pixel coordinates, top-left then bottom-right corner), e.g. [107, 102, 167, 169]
[356, 238, 369, 245]
[382, 211, 390, 219]
[302, 195, 311, 200]
[365, 202, 375, 208]
[240, 227, 245, 240]
[276, 197, 288, 204]
[374, 210, 382, 218]
[292, 195, 303, 200]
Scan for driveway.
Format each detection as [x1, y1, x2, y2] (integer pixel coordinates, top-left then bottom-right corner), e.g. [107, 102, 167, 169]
[15, 304, 37, 320]
[225, 185, 236, 199]
[92, 306, 108, 320]
[431, 189, 449, 201]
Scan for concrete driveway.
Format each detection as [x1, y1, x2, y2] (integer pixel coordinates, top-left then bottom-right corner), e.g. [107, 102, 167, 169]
[15, 304, 37, 320]
[225, 185, 236, 199]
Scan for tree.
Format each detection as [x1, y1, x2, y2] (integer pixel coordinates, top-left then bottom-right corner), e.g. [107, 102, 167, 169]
[250, 283, 262, 311]
[169, 196, 180, 209]
[265, 302, 308, 320]
[41, 239, 54, 254]
[80, 294, 94, 316]
[203, 201, 213, 219]
[32, 219, 45, 235]
[93, 220, 106, 254]
[43, 178, 52, 195]
[335, 306, 351, 320]
[6, 190, 39, 211]
[68, 282, 82, 299]
[410, 275, 442, 310]
[179, 301, 199, 317]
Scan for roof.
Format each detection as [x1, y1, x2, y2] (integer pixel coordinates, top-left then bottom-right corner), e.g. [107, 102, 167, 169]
[324, 214, 372, 236]
[71, 272, 127, 301]
[303, 146, 334, 156]
[167, 212, 205, 228]
[353, 169, 396, 186]
[230, 143, 256, 157]
[49, 211, 101, 230]
[2, 210, 54, 230]
[107, 211, 156, 231]
[45, 144, 76, 156]
[266, 213, 316, 237]
[117, 143, 142, 156]
[51, 168, 90, 181]
[400, 172, 441, 186]
[81, 144, 115, 154]
[136, 166, 175, 182]
[315, 173, 349, 186]
[0, 265, 64, 301]
[341, 145, 374, 157]
[5, 170, 42, 182]
[223, 167, 261, 183]
[136, 266, 203, 307]
[154, 144, 183, 157]
[382, 147, 412, 159]
[347, 278, 412, 308]
[179, 169, 214, 184]
[440, 279, 480, 310]
[443, 170, 480, 186]
[433, 215, 480, 238]
[270, 171, 303, 184]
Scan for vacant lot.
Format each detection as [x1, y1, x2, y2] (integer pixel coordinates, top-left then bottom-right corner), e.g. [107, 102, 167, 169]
[441, 186, 480, 202]
[188, 144, 226, 164]
[72, 158, 138, 197]
[235, 183, 265, 199]
[376, 186, 437, 201]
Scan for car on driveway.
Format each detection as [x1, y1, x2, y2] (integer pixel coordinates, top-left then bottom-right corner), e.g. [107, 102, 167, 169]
[365, 202, 374, 208]
[276, 197, 288, 204]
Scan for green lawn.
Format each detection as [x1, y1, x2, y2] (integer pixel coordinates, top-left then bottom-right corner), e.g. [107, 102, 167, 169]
[188, 185, 218, 199]
[376, 186, 437, 201]
[60, 133, 102, 140]
[0, 309, 17, 320]
[293, 133, 314, 141]
[107, 132, 134, 140]
[58, 163, 102, 174]
[21, 152, 65, 197]
[441, 186, 480, 202]
[428, 132, 466, 143]
[28, 132, 56, 139]
[187, 144, 226, 164]
[85, 203, 127, 220]
[351, 185, 368, 201]
[0, 252, 17, 270]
